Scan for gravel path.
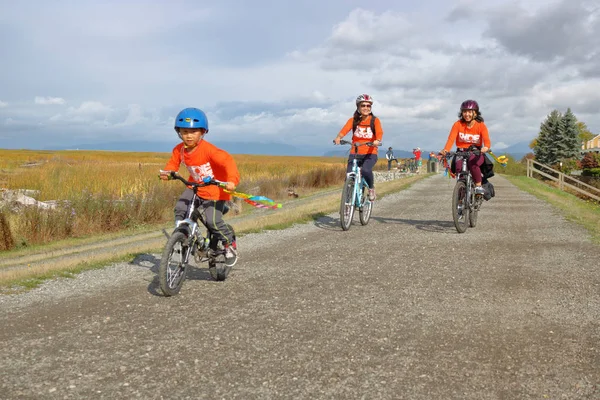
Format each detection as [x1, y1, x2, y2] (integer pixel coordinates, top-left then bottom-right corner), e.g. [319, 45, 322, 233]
[1, 174, 598, 399]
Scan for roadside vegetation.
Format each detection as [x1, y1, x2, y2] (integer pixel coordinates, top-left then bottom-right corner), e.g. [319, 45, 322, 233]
[0, 149, 397, 251]
[2, 146, 599, 291]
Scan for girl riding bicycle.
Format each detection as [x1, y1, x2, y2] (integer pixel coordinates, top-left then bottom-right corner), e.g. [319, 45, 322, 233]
[440, 100, 491, 195]
[160, 107, 240, 267]
[333, 94, 383, 200]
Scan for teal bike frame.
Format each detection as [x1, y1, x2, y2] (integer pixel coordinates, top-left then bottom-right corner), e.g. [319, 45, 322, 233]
[338, 140, 375, 231]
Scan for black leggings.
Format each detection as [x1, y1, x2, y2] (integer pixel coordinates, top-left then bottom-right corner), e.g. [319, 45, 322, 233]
[347, 154, 378, 188]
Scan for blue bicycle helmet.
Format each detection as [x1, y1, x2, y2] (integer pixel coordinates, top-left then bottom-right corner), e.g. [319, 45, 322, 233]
[174, 108, 209, 133]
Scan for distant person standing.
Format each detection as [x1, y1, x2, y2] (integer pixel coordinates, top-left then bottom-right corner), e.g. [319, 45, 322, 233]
[385, 147, 399, 171]
[413, 147, 422, 173]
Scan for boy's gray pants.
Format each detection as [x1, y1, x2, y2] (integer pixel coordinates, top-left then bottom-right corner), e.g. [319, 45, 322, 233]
[174, 188, 235, 244]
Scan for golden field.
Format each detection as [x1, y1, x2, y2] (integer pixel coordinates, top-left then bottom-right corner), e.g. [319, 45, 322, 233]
[0, 148, 390, 250]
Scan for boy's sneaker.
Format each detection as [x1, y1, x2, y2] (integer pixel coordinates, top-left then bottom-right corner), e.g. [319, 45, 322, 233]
[475, 186, 485, 195]
[368, 188, 376, 201]
[224, 241, 238, 267]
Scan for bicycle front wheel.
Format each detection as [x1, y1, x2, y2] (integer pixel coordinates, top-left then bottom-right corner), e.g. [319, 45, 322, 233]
[340, 176, 355, 231]
[358, 183, 372, 226]
[158, 231, 189, 296]
[452, 180, 469, 233]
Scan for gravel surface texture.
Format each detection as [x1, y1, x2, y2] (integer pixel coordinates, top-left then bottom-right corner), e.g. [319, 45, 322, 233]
[1, 174, 599, 399]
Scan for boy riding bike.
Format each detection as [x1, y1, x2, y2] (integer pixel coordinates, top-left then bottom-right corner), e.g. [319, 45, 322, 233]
[160, 107, 240, 267]
[333, 94, 383, 200]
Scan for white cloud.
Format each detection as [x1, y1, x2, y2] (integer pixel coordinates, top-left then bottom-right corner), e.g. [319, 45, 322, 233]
[493, 142, 509, 150]
[115, 104, 148, 127]
[0, 101, 7, 108]
[50, 101, 113, 123]
[35, 96, 66, 105]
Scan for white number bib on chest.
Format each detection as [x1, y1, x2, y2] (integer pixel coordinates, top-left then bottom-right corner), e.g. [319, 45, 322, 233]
[354, 126, 374, 139]
[185, 162, 214, 181]
[458, 131, 481, 144]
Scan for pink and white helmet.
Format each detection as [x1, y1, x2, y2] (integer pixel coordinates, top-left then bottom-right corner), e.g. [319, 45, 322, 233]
[355, 94, 374, 106]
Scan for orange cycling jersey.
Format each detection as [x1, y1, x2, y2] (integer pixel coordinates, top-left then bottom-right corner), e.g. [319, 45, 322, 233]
[443, 120, 491, 152]
[338, 115, 383, 155]
[164, 141, 240, 201]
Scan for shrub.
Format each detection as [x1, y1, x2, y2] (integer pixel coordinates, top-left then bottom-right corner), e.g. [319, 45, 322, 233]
[581, 153, 600, 169]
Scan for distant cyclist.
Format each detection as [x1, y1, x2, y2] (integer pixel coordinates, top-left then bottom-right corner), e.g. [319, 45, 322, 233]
[333, 94, 383, 201]
[440, 100, 491, 195]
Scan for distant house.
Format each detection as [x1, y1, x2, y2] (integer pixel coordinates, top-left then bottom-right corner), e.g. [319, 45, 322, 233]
[582, 134, 600, 153]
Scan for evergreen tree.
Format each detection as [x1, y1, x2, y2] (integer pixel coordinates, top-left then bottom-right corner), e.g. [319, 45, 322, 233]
[557, 108, 580, 159]
[534, 108, 584, 165]
[534, 110, 562, 165]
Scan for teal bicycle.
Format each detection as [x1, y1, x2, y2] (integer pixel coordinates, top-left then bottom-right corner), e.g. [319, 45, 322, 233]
[337, 140, 378, 231]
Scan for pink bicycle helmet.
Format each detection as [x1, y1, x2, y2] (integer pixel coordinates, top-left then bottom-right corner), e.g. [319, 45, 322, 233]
[460, 99, 479, 111]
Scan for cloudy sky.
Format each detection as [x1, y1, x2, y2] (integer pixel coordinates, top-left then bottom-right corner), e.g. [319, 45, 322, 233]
[1, 0, 598, 154]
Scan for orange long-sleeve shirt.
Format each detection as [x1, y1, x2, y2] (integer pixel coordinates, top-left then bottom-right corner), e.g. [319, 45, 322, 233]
[164, 141, 240, 201]
[443, 120, 491, 152]
[338, 115, 383, 155]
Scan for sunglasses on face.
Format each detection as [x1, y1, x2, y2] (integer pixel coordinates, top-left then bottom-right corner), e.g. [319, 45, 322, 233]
[360, 104, 372, 108]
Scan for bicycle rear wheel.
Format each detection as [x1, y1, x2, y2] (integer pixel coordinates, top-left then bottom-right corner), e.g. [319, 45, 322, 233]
[358, 183, 372, 225]
[340, 176, 355, 231]
[452, 180, 469, 233]
[208, 230, 234, 281]
[158, 231, 189, 296]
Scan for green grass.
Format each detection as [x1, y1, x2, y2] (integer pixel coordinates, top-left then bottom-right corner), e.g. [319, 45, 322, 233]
[2, 252, 141, 294]
[504, 175, 600, 244]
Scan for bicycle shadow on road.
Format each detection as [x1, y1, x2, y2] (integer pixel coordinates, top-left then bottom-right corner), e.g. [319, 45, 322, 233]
[312, 214, 455, 234]
[131, 253, 215, 297]
[370, 216, 456, 233]
[313, 215, 341, 231]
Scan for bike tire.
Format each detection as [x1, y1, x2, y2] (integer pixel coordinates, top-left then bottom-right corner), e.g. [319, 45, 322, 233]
[452, 180, 469, 233]
[208, 241, 230, 281]
[158, 231, 189, 296]
[469, 190, 483, 227]
[208, 225, 237, 281]
[469, 193, 479, 228]
[358, 183, 372, 226]
[339, 176, 355, 231]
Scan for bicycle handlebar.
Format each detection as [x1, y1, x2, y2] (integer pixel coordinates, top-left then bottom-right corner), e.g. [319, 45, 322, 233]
[441, 148, 491, 158]
[336, 140, 381, 147]
[160, 171, 226, 188]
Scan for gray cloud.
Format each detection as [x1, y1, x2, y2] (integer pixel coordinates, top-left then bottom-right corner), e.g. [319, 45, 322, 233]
[483, 0, 599, 65]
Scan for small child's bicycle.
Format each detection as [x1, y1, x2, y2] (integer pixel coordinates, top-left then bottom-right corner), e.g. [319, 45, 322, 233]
[158, 171, 235, 296]
[337, 140, 378, 231]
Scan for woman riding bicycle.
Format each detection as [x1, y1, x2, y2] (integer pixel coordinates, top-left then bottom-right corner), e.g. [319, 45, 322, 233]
[333, 94, 383, 201]
[440, 100, 491, 195]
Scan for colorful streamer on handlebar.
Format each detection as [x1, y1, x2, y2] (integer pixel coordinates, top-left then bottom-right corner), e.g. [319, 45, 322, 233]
[487, 151, 508, 167]
[441, 156, 455, 179]
[223, 189, 283, 210]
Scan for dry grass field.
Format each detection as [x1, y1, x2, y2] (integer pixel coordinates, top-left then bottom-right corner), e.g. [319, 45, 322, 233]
[0, 148, 390, 250]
